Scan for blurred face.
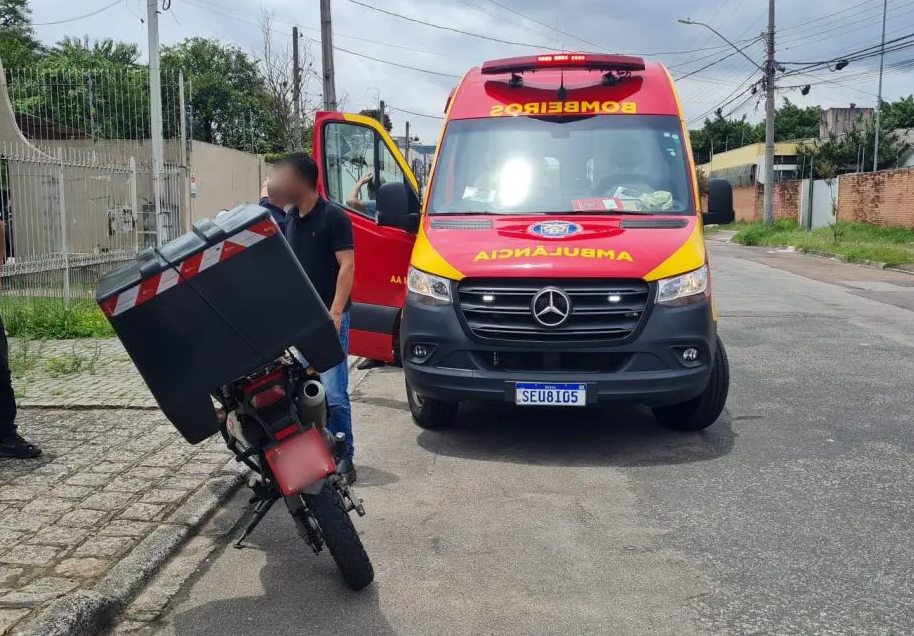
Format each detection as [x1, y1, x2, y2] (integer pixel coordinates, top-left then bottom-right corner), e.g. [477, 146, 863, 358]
[275, 164, 314, 200]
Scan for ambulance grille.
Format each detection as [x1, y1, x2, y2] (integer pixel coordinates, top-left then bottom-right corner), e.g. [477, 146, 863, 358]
[456, 279, 651, 342]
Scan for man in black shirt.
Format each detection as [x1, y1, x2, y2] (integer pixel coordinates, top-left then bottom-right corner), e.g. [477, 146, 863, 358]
[274, 153, 357, 483]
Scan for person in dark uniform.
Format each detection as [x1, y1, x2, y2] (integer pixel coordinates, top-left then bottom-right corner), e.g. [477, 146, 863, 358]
[0, 220, 41, 458]
[273, 153, 357, 483]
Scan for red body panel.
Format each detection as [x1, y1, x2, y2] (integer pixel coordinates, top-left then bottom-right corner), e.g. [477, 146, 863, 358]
[424, 215, 696, 279]
[312, 112, 416, 363]
[446, 63, 679, 121]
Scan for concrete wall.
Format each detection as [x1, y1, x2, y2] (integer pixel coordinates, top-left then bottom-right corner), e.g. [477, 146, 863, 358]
[820, 105, 873, 138]
[837, 168, 914, 229]
[188, 141, 265, 225]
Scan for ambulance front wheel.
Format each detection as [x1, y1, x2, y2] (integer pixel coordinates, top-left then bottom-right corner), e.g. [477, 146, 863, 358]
[406, 378, 458, 429]
[652, 336, 730, 432]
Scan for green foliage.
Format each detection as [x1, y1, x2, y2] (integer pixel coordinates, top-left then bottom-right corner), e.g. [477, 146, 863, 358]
[0, 0, 41, 67]
[358, 108, 393, 132]
[881, 95, 914, 130]
[1, 298, 115, 340]
[733, 221, 914, 266]
[796, 116, 910, 175]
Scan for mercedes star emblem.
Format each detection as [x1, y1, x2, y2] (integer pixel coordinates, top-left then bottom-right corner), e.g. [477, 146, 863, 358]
[531, 287, 571, 328]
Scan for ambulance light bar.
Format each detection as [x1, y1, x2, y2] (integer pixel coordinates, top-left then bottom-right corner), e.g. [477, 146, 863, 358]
[480, 53, 646, 76]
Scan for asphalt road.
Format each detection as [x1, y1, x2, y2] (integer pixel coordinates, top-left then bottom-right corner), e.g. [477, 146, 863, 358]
[139, 242, 914, 636]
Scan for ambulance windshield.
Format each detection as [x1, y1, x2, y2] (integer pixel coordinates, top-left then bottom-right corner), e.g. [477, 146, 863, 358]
[427, 115, 695, 216]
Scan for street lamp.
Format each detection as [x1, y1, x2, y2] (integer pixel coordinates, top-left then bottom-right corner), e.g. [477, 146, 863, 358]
[677, 19, 765, 72]
[679, 15, 774, 225]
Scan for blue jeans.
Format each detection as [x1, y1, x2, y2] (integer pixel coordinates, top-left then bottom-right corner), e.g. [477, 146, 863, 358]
[297, 311, 353, 460]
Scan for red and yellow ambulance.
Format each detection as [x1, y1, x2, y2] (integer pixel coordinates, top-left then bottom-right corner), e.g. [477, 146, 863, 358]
[312, 53, 735, 431]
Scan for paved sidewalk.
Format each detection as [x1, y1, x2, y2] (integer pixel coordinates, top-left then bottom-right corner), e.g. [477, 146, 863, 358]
[0, 410, 238, 634]
[1, 338, 359, 635]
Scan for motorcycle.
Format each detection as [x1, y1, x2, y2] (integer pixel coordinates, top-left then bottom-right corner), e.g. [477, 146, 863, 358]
[212, 352, 374, 591]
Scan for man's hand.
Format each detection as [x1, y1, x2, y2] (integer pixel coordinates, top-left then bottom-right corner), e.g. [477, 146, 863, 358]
[357, 174, 372, 187]
[260, 178, 270, 199]
[331, 309, 343, 334]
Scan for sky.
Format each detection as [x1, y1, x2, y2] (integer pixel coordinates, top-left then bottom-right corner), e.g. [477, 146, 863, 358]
[27, 0, 914, 143]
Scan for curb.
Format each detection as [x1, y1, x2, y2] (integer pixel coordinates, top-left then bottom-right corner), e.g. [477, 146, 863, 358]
[735, 240, 914, 276]
[10, 355, 365, 636]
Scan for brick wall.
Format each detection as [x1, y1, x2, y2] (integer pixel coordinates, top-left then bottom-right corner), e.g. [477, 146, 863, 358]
[750, 181, 801, 223]
[837, 168, 914, 229]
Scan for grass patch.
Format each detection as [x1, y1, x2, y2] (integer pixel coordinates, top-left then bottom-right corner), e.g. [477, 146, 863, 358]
[0, 298, 114, 340]
[8, 340, 42, 375]
[43, 351, 86, 377]
[732, 220, 914, 266]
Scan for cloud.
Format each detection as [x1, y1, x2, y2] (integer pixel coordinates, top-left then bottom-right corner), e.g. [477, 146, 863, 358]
[29, 0, 914, 142]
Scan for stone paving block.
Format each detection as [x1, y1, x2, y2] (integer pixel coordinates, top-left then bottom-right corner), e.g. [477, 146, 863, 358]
[0, 531, 25, 551]
[89, 461, 132, 474]
[119, 503, 166, 522]
[49, 484, 94, 500]
[0, 576, 78, 605]
[98, 521, 153, 538]
[58, 508, 110, 528]
[21, 498, 76, 516]
[74, 536, 133, 558]
[0, 608, 29, 634]
[0, 566, 23, 588]
[29, 527, 89, 548]
[101, 451, 146, 465]
[0, 543, 61, 567]
[139, 489, 188, 505]
[104, 478, 154, 494]
[31, 462, 73, 477]
[80, 492, 134, 512]
[128, 467, 170, 481]
[158, 477, 204, 491]
[0, 513, 56, 533]
[54, 557, 112, 579]
[65, 472, 111, 487]
[0, 487, 35, 503]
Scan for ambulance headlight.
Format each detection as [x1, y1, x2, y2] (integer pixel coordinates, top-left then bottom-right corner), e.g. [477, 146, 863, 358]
[656, 265, 709, 306]
[407, 267, 452, 306]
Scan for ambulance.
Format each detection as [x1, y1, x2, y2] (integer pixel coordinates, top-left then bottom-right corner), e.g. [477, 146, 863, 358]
[311, 53, 735, 431]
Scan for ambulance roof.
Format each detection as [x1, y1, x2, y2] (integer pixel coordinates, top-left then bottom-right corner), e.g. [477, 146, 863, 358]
[446, 57, 680, 121]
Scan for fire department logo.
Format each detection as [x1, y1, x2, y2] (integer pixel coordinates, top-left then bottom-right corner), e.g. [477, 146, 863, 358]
[528, 220, 581, 239]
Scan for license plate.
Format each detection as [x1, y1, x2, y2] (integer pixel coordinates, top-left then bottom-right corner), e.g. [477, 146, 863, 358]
[264, 428, 336, 496]
[515, 383, 587, 407]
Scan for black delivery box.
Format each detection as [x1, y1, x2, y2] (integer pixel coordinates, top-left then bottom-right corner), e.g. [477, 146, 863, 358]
[96, 204, 344, 444]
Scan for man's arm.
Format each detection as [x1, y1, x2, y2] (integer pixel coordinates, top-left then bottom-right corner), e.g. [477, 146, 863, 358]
[346, 174, 371, 212]
[331, 249, 354, 331]
[329, 211, 355, 332]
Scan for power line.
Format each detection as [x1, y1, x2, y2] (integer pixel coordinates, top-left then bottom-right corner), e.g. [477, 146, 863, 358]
[388, 106, 444, 120]
[474, 0, 616, 53]
[34, 0, 122, 25]
[340, 0, 555, 49]
[181, 0, 463, 78]
[333, 45, 461, 78]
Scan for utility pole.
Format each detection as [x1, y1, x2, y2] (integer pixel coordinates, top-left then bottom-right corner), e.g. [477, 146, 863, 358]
[405, 121, 410, 160]
[146, 0, 165, 244]
[379, 99, 386, 130]
[292, 26, 302, 151]
[320, 0, 337, 111]
[762, 0, 776, 225]
[873, 0, 888, 172]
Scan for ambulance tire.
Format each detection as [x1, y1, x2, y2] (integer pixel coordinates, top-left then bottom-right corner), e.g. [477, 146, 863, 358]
[406, 378, 458, 429]
[652, 336, 729, 432]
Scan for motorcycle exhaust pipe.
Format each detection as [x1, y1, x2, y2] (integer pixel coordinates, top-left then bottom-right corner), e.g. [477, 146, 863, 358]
[298, 379, 327, 430]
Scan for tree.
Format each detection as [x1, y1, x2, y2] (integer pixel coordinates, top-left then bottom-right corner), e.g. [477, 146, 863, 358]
[359, 108, 392, 132]
[0, 0, 43, 67]
[797, 116, 910, 175]
[881, 95, 914, 130]
[162, 38, 275, 152]
[772, 98, 821, 141]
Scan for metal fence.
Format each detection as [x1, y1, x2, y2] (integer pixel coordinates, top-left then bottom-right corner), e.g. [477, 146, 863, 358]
[0, 140, 183, 305]
[1, 66, 187, 306]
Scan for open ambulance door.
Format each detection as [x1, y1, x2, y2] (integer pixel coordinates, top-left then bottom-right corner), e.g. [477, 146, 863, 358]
[313, 111, 421, 364]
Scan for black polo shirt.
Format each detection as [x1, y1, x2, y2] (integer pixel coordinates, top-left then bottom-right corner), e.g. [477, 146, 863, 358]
[285, 197, 354, 311]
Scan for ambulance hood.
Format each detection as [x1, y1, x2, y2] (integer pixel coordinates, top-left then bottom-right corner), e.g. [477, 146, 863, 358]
[416, 214, 706, 282]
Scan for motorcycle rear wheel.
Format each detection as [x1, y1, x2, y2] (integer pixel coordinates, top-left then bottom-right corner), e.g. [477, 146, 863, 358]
[304, 484, 374, 590]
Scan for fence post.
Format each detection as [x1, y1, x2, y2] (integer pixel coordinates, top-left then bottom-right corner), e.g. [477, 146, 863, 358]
[56, 148, 70, 309]
[130, 156, 139, 253]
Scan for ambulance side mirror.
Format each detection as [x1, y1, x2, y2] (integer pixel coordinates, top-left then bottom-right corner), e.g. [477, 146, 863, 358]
[377, 182, 420, 233]
[703, 178, 735, 226]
